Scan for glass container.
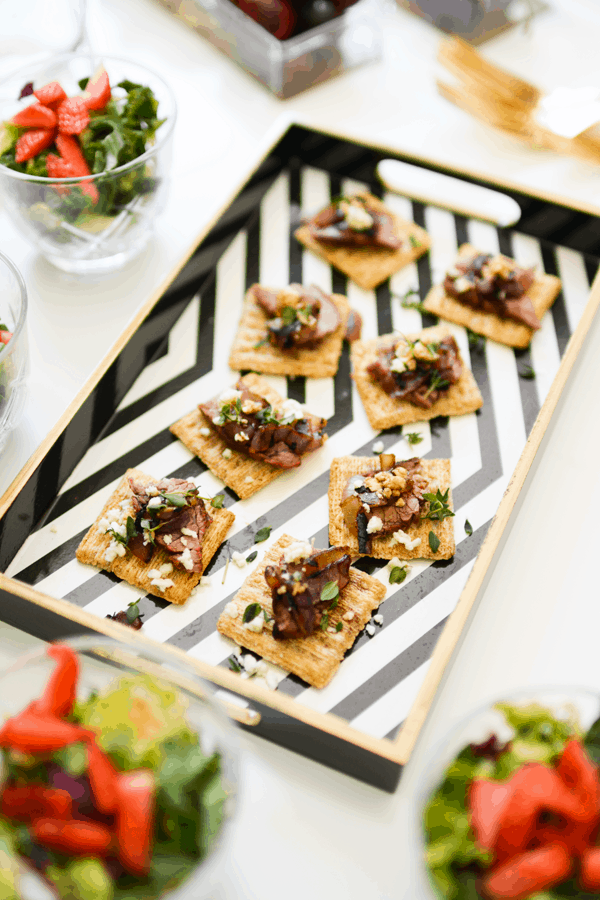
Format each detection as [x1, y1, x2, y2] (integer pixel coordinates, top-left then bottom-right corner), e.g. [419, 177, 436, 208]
[0, 55, 176, 275]
[0, 250, 28, 454]
[0, 636, 239, 900]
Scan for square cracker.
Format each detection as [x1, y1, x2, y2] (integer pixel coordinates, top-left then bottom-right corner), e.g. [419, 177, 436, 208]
[351, 324, 483, 430]
[170, 373, 321, 500]
[422, 243, 562, 349]
[294, 191, 431, 291]
[328, 456, 455, 560]
[228, 287, 350, 377]
[216, 534, 386, 689]
[76, 468, 234, 605]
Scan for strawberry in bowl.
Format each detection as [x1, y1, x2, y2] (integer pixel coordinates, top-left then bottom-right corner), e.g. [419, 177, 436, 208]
[0, 55, 176, 275]
[423, 695, 600, 899]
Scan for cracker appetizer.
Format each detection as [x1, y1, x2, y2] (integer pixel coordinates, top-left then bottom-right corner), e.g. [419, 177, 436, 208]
[294, 191, 430, 291]
[422, 244, 562, 348]
[171, 373, 327, 500]
[76, 469, 234, 604]
[351, 325, 483, 430]
[217, 534, 386, 688]
[329, 453, 455, 560]
[228, 283, 351, 377]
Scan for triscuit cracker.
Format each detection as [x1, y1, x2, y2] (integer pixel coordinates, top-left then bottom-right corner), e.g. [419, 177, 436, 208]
[294, 191, 431, 291]
[170, 373, 322, 500]
[422, 243, 562, 349]
[217, 535, 386, 689]
[228, 287, 350, 377]
[76, 468, 234, 605]
[351, 325, 483, 430]
[328, 457, 455, 560]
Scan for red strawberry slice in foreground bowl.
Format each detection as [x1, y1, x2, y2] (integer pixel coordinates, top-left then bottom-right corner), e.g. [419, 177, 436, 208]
[47, 134, 99, 204]
[12, 103, 57, 129]
[14, 127, 56, 163]
[82, 66, 111, 111]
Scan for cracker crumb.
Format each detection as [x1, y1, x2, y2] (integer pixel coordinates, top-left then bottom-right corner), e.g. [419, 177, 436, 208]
[244, 476, 254, 484]
[50, 524, 58, 534]
[373, 614, 384, 625]
[366, 623, 376, 636]
[223, 601, 239, 617]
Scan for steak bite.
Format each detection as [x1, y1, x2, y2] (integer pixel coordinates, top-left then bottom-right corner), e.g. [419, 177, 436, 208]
[444, 251, 539, 329]
[340, 454, 430, 554]
[264, 543, 351, 639]
[127, 476, 211, 573]
[366, 335, 462, 409]
[306, 194, 402, 251]
[253, 283, 341, 351]
[200, 381, 327, 470]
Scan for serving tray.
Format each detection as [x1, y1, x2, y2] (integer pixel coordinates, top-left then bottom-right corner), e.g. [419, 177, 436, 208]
[1, 122, 599, 792]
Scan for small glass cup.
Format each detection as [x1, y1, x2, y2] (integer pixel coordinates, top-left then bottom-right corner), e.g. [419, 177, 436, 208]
[0, 0, 87, 80]
[413, 687, 600, 899]
[0, 636, 239, 900]
[0, 54, 176, 275]
[0, 251, 28, 454]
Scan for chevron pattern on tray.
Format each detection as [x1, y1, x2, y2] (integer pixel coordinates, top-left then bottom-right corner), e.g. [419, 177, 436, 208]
[6, 161, 597, 744]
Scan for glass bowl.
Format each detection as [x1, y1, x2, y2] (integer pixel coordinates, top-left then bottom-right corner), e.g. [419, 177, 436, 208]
[0, 250, 28, 453]
[413, 687, 600, 899]
[0, 54, 176, 275]
[0, 636, 239, 900]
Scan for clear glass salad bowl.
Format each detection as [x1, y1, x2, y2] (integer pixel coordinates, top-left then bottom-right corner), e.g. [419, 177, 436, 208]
[0, 54, 176, 275]
[413, 687, 600, 900]
[0, 636, 239, 900]
[0, 250, 28, 453]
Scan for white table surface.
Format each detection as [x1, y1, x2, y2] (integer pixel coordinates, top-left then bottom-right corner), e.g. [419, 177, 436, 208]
[2, 0, 600, 897]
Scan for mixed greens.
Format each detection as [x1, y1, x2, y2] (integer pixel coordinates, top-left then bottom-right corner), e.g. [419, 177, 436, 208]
[424, 702, 600, 899]
[0, 644, 227, 900]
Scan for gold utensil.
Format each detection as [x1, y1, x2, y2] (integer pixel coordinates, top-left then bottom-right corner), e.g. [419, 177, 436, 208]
[437, 37, 600, 166]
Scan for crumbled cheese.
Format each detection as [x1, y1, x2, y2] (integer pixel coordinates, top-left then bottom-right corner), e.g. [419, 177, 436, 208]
[147, 485, 160, 497]
[234, 432, 249, 442]
[219, 388, 242, 404]
[327, 626, 336, 634]
[50, 524, 58, 534]
[244, 476, 254, 484]
[199, 427, 211, 437]
[387, 556, 408, 569]
[212, 416, 221, 425]
[181, 527, 197, 538]
[149, 576, 175, 592]
[147, 496, 163, 509]
[109, 520, 127, 538]
[372, 440, 384, 454]
[340, 199, 373, 231]
[453, 276, 472, 294]
[283, 540, 313, 564]
[200, 575, 211, 586]
[366, 516, 383, 534]
[373, 614, 384, 625]
[265, 671, 279, 690]
[244, 614, 264, 633]
[180, 537, 188, 547]
[104, 540, 126, 562]
[393, 530, 422, 551]
[140, 519, 151, 530]
[179, 548, 195, 571]
[389, 356, 407, 374]
[162, 534, 172, 545]
[241, 399, 263, 415]
[279, 398, 304, 421]
[242, 655, 260, 676]
[98, 517, 110, 532]
[222, 448, 232, 460]
[148, 563, 173, 579]
[231, 551, 247, 568]
[223, 601, 239, 617]
[366, 623, 376, 636]
[343, 611, 355, 622]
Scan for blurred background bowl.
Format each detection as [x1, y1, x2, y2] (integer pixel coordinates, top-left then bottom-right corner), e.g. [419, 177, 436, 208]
[0, 250, 28, 454]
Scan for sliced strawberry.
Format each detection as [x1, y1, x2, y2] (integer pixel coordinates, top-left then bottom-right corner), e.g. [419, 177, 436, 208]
[33, 81, 67, 111]
[557, 739, 600, 823]
[47, 136, 99, 204]
[82, 67, 111, 111]
[14, 128, 56, 163]
[469, 779, 513, 851]
[55, 134, 90, 172]
[484, 843, 572, 899]
[580, 846, 600, 891]
[46, 154, 76, 179]
[532, 818, 595, 858]
[0, 331, 11, 345]
[12, 103, 57, 129]
[57, 98, 89, 135]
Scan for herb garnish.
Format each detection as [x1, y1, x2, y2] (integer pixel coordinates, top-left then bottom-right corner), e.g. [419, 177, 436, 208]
[405, 431, 424, 446]
[424, 371, 450, 398]
[242, 603, 262, 624]
[125, 600, 141, 625]
[254, 337, 269, 349]
[395, 288, 429, 315]
[335, 622, 343, 632]
[464, 519, 473, 536]
[228, 656, 242, 673]
[519, 364, 536, 380]
[467, 328, 485, 353]
[246, 551, 258, 564]
[255, 526, 271, 543]
[320, 581, 339, 603]
[429, 531, 441, 553]
[320, 614, 329, 631]
[422, 488, 455, 522]
[409, 234, 422, 248]
[211, 494, 225, 509]
[108, 516, 137, 546]
[389, 566, 408, 585]
[160, 490, 194, 508]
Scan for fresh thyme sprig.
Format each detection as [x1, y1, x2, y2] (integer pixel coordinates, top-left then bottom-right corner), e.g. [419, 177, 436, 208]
[422, 488, 455, 522]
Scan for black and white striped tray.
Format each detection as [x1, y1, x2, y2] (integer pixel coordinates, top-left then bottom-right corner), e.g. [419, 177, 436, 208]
[1, 124, 599, 791]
